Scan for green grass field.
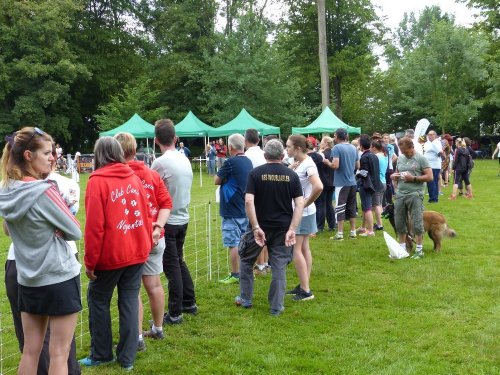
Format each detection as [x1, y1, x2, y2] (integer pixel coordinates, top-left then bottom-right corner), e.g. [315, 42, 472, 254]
[0, 160, 499, 374]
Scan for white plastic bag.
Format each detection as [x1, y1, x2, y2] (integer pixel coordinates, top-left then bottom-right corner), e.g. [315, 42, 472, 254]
[384, 231, 409, 259]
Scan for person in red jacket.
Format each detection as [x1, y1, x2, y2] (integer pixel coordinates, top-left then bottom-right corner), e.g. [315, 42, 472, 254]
[115, 132, 172, 349]
[215, 137, 227, 170]
[80, 136, 152, 371]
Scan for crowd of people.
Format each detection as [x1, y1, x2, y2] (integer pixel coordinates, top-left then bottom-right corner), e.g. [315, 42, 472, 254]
[0, 121, 487, 372]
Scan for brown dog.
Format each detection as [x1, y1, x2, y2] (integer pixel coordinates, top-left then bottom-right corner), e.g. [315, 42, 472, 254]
[384, 204, 456, 252]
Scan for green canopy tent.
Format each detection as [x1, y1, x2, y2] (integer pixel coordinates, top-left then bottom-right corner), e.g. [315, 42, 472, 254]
[208, 108, 280, 138]
[99, 113, 155, 138]
[99, 113, 156, 153]
[175, 111, 214, 137]
[175, 111, 216, 187]
[292, 106, 361, 135]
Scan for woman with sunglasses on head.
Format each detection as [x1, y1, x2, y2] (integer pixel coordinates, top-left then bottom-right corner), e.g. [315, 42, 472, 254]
[0, 127, 82, 375]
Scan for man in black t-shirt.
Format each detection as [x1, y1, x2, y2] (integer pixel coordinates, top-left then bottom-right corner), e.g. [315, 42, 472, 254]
[236, 139, 304, 316]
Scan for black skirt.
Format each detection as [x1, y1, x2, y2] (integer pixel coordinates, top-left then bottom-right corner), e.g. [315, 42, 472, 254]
[19, 276, 82, 316]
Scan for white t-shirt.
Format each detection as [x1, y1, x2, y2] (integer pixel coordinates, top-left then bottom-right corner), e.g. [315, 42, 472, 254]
[413, 139, 423, 154]
[424, 138, 443, 169]
[293, 156, 318, 217]
[245, 145, 266, 168]
[497, 142, 500, 158]
[48, 172, 80, 215]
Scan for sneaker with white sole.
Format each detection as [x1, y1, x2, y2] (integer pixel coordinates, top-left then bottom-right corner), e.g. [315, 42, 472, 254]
[163, 313, 183, 325]
[182, 304, 198, 315]
[286, 284, 301, 295]
[79, 357, 115, 367]
[359, 231, 375, 237]
[410, 251, 424, 259]
[292, 287, 314, 301]
[330, 233, 344, 241]
[218, 274, 240, 284]
[143, 329, 164, 340]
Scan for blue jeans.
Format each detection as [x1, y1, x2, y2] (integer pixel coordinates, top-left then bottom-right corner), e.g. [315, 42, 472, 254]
[427, 168, 441, 202]
[207, 159, 215, 175]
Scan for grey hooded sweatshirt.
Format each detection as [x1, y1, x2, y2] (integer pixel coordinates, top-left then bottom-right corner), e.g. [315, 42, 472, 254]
[0, 179, 81, 287]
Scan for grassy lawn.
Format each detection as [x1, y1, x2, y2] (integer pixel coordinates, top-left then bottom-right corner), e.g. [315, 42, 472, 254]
[0, 160, 499, 374]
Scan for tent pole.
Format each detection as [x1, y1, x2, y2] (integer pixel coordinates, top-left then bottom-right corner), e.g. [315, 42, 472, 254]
[199, 156, 203, 188]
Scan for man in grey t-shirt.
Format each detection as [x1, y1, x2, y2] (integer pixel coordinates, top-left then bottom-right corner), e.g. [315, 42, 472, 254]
[391, 137, 433, 259]
[152, 119, 197, 324]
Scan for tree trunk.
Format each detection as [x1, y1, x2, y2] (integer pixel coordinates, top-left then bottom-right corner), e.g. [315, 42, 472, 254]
[317, 0, 329, 109]
[333, 76, 342, 119]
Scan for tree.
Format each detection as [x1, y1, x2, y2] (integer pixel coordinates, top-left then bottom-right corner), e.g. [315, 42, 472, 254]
[395, 20, 489, 135]
[317, 0, 329, 108]
[0, 0, 90, 142]
[198, 11, 306, 134]
[277, 0, 382, 120]
[66, 0, 151, 151]
[394, 6, 454, 54]
[141, 0, 217, 123]
[462, 0, 500, 135]
[95, 79, 168, 131]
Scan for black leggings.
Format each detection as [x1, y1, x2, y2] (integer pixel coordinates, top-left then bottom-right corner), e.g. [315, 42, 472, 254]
[454, 170, 470, 187]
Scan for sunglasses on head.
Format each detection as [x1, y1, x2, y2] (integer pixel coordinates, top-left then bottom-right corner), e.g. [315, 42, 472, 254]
[25, 127, 45, 148]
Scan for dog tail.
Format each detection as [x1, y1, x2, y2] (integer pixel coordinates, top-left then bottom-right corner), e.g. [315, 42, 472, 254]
[445, 225, 457, 238]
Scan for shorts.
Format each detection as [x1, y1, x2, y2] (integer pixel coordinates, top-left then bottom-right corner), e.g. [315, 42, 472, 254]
[335, 186, 357, 221]
[373, 185, 386, 207]
[19, 275, 82, 316]
[394, 193, 425, 236]
[296, 213, 317, 235]
[359, 188, 373, 212]
[143, 237, 165, 276]
[222, 217, 248, 248]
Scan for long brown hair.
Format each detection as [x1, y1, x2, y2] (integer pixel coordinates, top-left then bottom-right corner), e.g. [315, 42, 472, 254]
[1, 127, 53, 186]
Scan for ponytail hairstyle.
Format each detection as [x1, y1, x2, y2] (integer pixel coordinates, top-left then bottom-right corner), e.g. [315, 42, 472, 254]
[1, 127, 53, 186]
[114, 132, 137, 160]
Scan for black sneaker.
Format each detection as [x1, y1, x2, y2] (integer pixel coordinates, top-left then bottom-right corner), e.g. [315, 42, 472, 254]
[292, 287, 315, 301]
[163, 313, 183, 325]
[374, 225, 384, 231]
[286, 284, 301, 295]
[182, 304, 198, 315]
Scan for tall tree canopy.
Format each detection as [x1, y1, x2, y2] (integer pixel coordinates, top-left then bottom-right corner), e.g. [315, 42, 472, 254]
[277, 0, 383, 121]
[199, 11, 305, 133]
[0, 0, 90, 141]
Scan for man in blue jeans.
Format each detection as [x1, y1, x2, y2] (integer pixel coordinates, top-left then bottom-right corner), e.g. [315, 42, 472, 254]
[423, 130, 443, 203]
[152, 119, 197, 324]
[215, 133, 253, 284]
